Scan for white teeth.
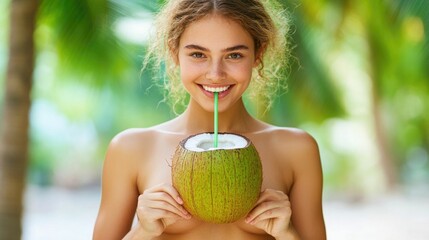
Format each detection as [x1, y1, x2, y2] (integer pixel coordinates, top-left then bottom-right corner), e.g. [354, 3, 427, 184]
[202, 85, 230, 93]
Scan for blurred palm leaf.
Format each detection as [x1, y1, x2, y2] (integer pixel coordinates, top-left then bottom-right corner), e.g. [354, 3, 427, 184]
[37, 0, 143, 87]
[267, 0, 345, 125]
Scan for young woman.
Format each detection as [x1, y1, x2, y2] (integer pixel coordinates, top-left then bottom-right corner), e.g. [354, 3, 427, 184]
[93, 0, 326, 239]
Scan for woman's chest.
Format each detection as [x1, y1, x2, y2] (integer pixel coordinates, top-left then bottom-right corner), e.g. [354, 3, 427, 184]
[138, 134, 293, 196]
[136, 133, 291, 238]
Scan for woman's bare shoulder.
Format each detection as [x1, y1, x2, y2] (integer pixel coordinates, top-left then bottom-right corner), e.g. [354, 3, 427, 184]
[105, 127, 168, 167]
[106, 122, 185, 161]
[263, 125, 317, 145]
[110, 128, 156, 148]
[263, 126, 320, 163]
[109, 120, 179, 146]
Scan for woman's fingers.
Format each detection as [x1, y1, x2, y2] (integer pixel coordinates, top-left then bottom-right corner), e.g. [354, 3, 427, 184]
[150, 183, 185, 204]
[138, 183, 191, 220]
[246, 205, 291, 224]
[145, 193, 190, 218]
[246, 189, 291, 224]
[246, 201, 290, 223]
[136, 207, 184, 237]
[255, 189, 289, 204]
[143, 208, 186, 222]
[135, 183, 192, 237]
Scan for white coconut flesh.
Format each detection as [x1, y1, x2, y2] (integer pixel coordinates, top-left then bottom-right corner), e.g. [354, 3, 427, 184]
[184, 133, 248, 152]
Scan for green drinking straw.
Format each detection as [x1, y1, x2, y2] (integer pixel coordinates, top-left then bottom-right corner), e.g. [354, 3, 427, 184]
[214, 92, 219, 148]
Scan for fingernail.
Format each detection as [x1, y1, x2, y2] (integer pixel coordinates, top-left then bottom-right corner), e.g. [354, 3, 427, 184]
[177, 196, 184, 204]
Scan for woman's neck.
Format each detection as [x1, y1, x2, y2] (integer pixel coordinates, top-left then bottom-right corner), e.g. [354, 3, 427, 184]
[175, 98, 257, 135]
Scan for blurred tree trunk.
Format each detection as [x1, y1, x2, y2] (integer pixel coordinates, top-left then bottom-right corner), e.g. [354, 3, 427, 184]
[0, 0, 38, 239]
[368, 76, 397, 189]
[365, 0, 398, 189]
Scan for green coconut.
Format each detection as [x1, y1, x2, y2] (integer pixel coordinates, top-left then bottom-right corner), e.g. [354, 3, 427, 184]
[171, 133, 262, 224]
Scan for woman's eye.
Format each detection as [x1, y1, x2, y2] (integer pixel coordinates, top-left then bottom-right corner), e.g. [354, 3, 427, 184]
[228, 53, 243, 59]
[191, 52, 205, 58]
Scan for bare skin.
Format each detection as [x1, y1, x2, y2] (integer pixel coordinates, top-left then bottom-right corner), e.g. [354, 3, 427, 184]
[93, 14, 326, 240]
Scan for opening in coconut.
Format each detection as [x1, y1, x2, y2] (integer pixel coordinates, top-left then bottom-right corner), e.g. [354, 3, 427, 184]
[184, 133, 248, 152]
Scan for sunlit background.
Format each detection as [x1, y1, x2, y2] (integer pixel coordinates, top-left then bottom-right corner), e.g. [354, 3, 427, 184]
[1, 0, 428, 239]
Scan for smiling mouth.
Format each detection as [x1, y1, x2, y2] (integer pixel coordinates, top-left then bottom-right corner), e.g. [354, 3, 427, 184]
[202, 85, 231, 93]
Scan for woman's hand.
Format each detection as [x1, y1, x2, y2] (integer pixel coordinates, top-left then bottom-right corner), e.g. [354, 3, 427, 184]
[245, 189, 293, 238]
[136, 183, 191, 238]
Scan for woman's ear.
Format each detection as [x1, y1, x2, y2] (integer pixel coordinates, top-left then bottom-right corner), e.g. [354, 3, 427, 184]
[253, 44, 266, 67]
[172, 53, 180, 66]
[169, 44, 180, 66]
[172, 54, 179, 66]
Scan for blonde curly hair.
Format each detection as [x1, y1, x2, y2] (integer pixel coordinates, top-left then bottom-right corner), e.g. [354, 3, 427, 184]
[143, 0, 291, 113]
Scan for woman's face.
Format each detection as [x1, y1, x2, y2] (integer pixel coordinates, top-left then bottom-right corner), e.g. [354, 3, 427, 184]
[177, 14, 259, 112]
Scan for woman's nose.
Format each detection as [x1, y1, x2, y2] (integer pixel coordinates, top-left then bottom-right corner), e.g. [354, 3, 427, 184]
[205, 60, 225, 82]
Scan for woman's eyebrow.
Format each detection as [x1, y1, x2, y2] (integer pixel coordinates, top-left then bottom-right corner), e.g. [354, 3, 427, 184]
[184, 44, 250, 52]
[184, 44, 208, 51]
[223, 45, 249, 52]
